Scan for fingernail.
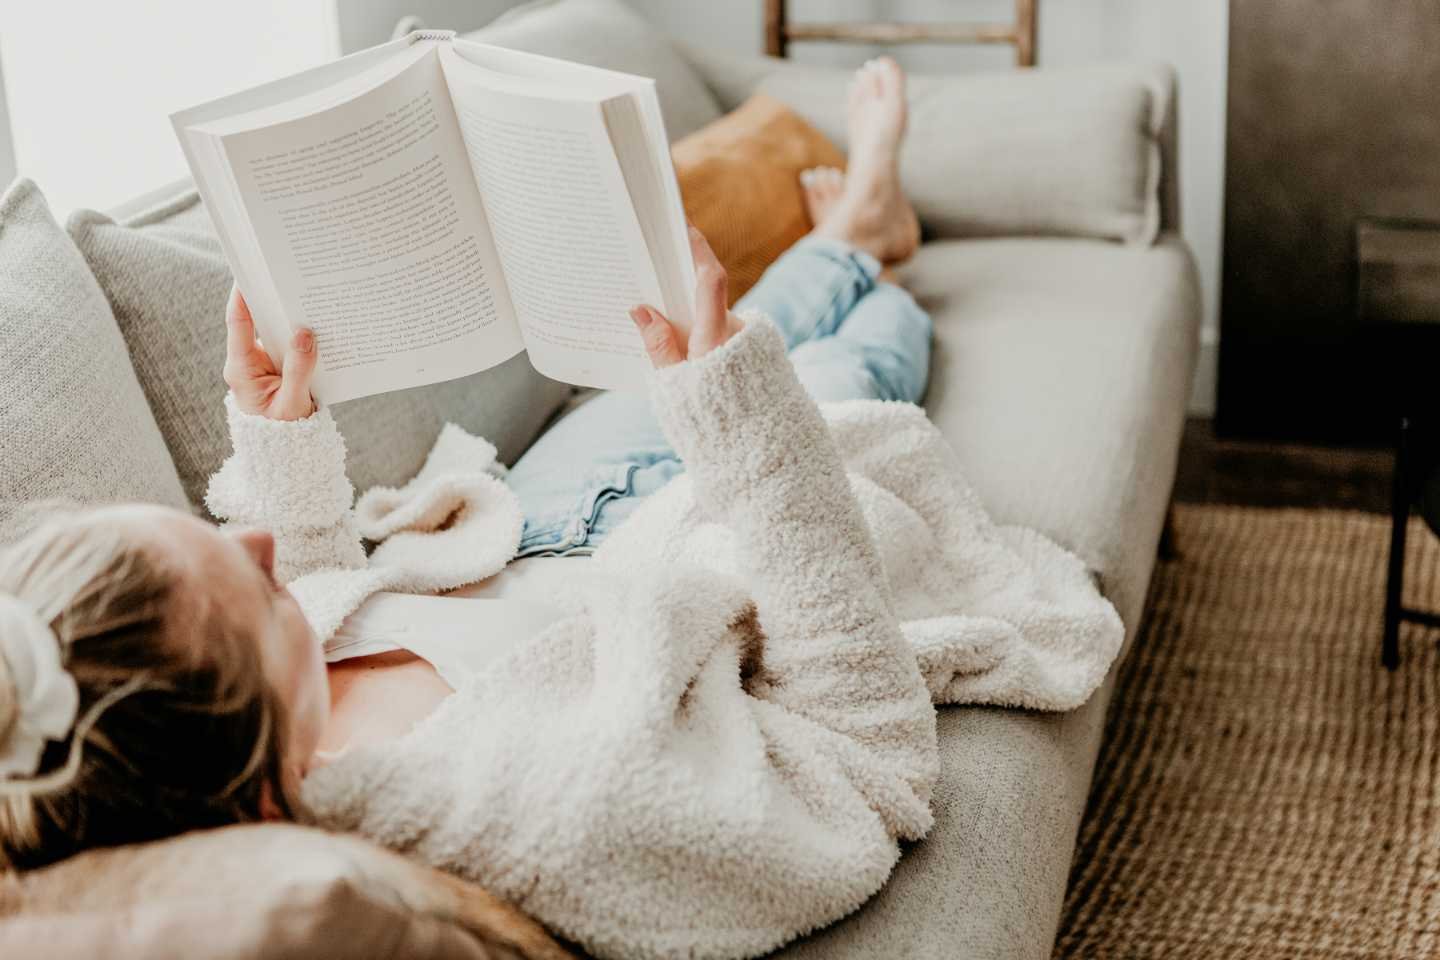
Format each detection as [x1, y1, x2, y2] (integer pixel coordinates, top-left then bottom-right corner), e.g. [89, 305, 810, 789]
[629, 307, 649, 327]
[294, 329, 314, 352]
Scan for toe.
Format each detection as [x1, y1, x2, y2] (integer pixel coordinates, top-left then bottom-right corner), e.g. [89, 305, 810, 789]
[867, 59, 887, 97]
[875, 57, 898, 97]
[799, 168, 821, 200]
[855, 59, 880, 98]
[874, 57, 902, 94]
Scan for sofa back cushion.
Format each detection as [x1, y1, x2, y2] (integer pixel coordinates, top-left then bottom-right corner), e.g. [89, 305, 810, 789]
[468, 0, 723, 140]
[681, 48, 1175, 246]
[68, 189, 572, 511]
[0, 180, 188, 542]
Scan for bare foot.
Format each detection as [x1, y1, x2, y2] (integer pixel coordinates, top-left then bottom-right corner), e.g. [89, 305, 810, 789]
[800, 166, 846, 227]
[847, 57, 908, 179]
[815, 57, 920, 265]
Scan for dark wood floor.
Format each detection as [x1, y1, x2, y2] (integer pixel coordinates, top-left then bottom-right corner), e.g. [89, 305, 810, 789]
[1173, 418, 1394, 513]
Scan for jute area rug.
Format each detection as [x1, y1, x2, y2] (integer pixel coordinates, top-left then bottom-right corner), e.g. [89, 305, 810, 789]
[1054, 505, 1440, 959]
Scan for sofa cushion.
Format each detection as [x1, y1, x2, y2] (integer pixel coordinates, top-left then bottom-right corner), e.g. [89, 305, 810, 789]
[468, 0, 723, 140]
[68, 189, 573, 511]
[771, 236, 1200, 959]
[681, 47, 1174, 247]
[0, 180, 187, 542]
[673, 93, 846, 303]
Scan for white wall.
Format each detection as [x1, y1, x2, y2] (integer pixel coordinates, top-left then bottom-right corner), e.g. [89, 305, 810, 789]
[0, 1, 520, 217]
[625, 0, 1227, 414]
[0, 2, 338, 217]
[0, 51, 15, 190]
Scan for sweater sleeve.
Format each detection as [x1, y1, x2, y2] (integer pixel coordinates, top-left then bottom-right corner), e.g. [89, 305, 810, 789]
[649, 313, 938, 823]
[205, 394, 366, 583]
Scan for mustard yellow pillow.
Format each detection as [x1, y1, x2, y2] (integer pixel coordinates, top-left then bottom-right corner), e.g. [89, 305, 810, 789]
[673, 94, 846, 304]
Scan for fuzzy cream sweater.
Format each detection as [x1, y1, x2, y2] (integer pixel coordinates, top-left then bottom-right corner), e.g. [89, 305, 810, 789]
[206, 316, 1123, 960]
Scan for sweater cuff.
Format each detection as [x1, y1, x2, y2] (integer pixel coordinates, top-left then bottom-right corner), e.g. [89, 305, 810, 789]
[205, 393, 355, 527]
[650, 311, 804, 469]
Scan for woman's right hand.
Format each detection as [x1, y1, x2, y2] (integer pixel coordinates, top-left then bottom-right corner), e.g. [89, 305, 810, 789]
[629, 225, 745, 369]
[223, 287, 318, 421]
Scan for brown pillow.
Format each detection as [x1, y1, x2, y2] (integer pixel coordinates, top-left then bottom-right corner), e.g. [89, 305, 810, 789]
[0, 823, 572, 960]
[673, 93, 846, 304]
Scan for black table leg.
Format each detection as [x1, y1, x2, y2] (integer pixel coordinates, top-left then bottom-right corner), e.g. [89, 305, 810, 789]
[1383, 416, 1411, 670]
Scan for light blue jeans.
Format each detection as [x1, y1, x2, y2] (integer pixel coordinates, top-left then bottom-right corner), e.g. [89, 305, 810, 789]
[505, 236, 933, 556]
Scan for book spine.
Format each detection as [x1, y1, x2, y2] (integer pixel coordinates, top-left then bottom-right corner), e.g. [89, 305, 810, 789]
[406, 29, 458, 44]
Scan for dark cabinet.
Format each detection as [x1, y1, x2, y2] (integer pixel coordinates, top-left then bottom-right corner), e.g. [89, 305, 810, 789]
[1218, 0, 1440, 443]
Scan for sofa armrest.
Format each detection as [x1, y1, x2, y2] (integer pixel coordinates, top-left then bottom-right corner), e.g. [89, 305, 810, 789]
[1155, 67, 1181, 234]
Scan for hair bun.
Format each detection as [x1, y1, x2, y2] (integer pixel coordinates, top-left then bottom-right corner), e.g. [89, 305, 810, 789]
[0, 595, 78, 782]
[0, 642, 17, 747]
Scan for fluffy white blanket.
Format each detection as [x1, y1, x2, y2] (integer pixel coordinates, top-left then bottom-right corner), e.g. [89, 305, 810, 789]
[595, 396, 1122, 712]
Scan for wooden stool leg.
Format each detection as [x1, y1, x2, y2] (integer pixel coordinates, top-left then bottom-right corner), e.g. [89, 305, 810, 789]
[1383, 416, 1411, 670]
[1158, 503, 1180, 561]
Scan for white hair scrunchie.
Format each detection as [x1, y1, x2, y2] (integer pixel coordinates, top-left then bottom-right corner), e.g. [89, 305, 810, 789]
[0, 595, 79, 779]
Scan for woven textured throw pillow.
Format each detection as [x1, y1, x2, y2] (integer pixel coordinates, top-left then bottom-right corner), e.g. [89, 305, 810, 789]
[0, 180, 188, 543]
[673, 94, 846, 304]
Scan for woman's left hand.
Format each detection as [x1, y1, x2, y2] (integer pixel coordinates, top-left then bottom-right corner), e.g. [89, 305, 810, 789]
[630, 226, 745, 369]
[224, 287, 318, 421]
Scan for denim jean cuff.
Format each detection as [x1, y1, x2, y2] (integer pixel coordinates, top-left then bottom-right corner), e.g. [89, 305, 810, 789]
[790, 235, 883, 283]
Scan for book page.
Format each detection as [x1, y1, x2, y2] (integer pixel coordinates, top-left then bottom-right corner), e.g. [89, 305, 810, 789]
[174, 37, 426, 386]
[439, 44, 660, 392]
[603, 93, 696, 341]
[446, 38, 696, 341]
[217, 44, 524, 404]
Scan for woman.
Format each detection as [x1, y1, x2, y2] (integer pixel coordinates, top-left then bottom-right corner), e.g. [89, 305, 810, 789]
[0, 60, 1121, 960]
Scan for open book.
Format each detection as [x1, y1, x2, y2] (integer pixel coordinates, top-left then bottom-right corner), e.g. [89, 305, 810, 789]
[172, 30, 694, 404]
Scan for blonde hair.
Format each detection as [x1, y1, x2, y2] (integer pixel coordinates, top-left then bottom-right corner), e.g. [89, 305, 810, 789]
[0, 511, 296, 870]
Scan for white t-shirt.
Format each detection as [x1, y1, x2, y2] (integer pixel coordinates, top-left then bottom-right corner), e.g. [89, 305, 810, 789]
[324, 556, 597, 688]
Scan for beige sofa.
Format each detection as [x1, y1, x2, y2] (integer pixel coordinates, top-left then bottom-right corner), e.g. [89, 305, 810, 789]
[0, 0, 1200, 956]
